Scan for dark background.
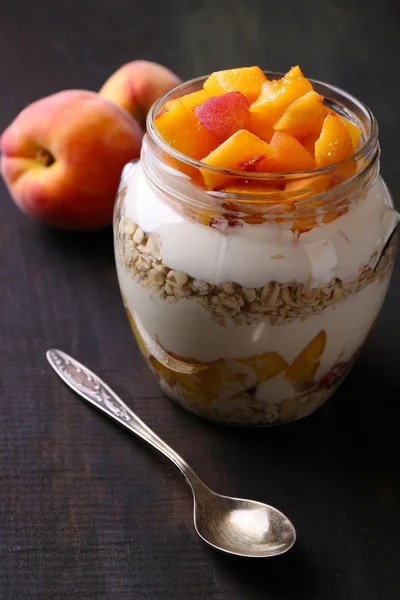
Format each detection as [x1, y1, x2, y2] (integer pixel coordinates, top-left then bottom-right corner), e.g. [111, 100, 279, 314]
[1, 1, 400, 599]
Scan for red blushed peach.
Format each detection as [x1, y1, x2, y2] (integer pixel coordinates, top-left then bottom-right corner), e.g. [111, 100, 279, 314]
[194, 92, 250, 141]
[0, 90, 143, 230]
[99, 60, 181, 129]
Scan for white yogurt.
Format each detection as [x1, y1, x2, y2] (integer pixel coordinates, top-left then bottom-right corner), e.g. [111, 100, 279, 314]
[123, 162, 398, 288]
[117, 262, 391, 373]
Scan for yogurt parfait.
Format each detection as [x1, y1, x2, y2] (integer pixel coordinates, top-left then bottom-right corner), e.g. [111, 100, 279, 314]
[114, 66, 398, 425]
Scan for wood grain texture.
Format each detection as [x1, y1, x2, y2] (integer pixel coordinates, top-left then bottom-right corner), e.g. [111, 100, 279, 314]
[1, 1, 400, 598]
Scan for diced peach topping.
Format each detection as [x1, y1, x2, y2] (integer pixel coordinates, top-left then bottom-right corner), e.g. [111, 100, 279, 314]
[247, 111, 274, 142]
[289, 181, 333, 232]
[249, 69, 313, 126]
[194, 92, 250, 140]
[258, 131, 316, 173]
[337, 114, 362, 150]
[286, 65, 305, 78]
[155, 102, 219, 160]
[165, 89, 209, 111]
[330, 158, 357, 186]
[154, 64, 363, 230]
[200, 129, 273, 189]
[274, 91, 326, 138]
[222, 181, 282, 195]
[300, 131, 320, 156]
[203, 66, 267, 102]
[285, 174, 330, 196]
[315, 114, 354, 167]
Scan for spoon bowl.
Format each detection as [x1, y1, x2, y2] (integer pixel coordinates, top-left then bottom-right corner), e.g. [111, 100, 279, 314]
[194, 491, 296, 557]
[47, 348, 296, 558]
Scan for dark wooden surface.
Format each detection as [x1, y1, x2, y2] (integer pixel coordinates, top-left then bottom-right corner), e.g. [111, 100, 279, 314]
[1, 1, 400, 599]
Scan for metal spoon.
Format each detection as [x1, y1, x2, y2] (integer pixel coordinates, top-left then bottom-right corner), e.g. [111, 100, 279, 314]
[46, 349, 296, 558]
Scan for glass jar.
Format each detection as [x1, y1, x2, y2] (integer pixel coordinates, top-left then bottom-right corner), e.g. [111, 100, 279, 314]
[114, 74, 398, 426]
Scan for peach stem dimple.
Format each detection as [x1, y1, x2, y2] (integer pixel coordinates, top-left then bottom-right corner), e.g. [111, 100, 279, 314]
[36, 148, 55, 167]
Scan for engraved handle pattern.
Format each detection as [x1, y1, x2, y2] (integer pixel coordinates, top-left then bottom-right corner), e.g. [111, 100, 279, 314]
[46, 349, 204, 493]
[47, 349, 133, 421]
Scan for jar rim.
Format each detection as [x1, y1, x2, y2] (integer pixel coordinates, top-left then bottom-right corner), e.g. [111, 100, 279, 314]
[147, 71, 378, 181]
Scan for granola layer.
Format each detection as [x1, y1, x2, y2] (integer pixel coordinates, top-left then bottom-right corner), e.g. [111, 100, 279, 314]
[116, 215, 395, 325]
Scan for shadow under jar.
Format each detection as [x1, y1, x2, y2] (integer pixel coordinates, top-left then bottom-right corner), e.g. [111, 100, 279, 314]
[114, 73, 399, 426]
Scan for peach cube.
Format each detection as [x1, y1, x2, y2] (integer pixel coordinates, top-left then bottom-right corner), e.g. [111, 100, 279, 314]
[165, 89, 209, 112]
[249, 75, 313, 127]
[155, 102, 219, 160]
[243, 352, 288, 383]
[337, 114, 363, 150]
[300, 131, 319, 156]
[203, 67, 267, 102]
[222, 181, 282, 196]
[286, 175, 331, 231]
[194, 92, 250, 140]
[285, 330, 327, 383]
[247, 111, 274, 142]
[315, 114, 354, 167]
[257, 131, 315, 173]
[200, 129, 273, 189]
[285, 174, 330, 196]
[274, 91, 327, 138]
[286, 65, 305, 78]
[330, 159, 357, 186]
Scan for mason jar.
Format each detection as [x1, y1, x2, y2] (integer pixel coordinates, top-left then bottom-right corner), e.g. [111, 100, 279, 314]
[114, 74, 398, 426]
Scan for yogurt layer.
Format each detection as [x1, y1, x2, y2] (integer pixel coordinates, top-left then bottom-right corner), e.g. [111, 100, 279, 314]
[117, 260, 391, 371]
[123, 162, 398, 288]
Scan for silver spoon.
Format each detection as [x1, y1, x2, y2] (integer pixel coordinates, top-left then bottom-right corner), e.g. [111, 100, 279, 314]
[46, 349, 296, 558]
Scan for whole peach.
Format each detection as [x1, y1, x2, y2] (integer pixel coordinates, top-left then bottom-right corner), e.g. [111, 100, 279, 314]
[99, 60, 181, 129]
[0, 90, 143, 230]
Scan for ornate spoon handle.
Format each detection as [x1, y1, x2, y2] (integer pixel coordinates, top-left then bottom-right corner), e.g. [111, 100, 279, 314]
[46, 349, 202, 490]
